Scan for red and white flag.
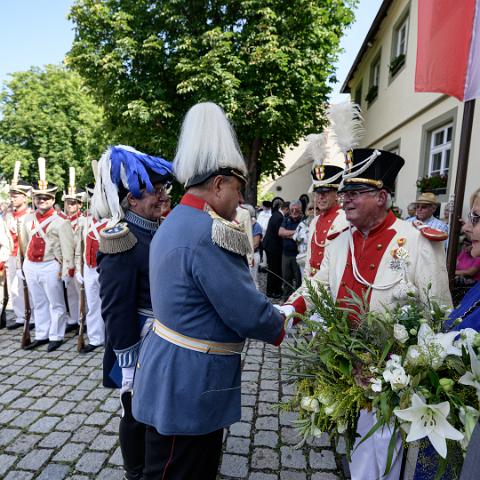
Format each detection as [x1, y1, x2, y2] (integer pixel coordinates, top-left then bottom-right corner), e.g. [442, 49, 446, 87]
[415, 0, 480, 101]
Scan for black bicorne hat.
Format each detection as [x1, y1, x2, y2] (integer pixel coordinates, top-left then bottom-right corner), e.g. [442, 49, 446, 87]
[339, 149, 404, 192]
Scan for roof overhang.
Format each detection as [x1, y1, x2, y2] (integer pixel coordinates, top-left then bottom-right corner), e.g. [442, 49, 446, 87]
[340, 0, 394, 94]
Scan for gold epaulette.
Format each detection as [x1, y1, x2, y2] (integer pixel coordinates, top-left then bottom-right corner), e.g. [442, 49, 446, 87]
[208, 210, 252, 257]
[411, 220, 448, 242]
[99, 222, 138, 254]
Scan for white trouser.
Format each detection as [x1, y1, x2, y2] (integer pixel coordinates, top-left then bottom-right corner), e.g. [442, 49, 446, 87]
[249, 252, 261, 288]
[66, 278, 80, 325]
[23, 259, 67, 341]
[84, 265, 104, 346]
[7, 256, 35, 325]
[350, 410, 403, 480]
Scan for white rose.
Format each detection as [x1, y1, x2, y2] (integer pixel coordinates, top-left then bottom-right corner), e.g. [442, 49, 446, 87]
[337, 421, 348, 434]
[389, 367, 410, 391]
[393, 324, 409, 344]
[300, 396, 320, 413]
[324, 402, 338, 415]
[404, 345, 423, 367]
[370, 378, 383, 393]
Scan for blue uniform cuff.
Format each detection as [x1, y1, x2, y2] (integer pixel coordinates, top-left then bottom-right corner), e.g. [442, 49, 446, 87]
[114, 340, 142, 368]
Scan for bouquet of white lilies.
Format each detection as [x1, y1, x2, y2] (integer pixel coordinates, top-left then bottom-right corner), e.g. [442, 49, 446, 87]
[282, 282, 480, 476]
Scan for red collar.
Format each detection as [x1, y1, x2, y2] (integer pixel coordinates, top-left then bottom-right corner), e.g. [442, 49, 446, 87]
[180, 193, 209, 211]
[35, 208, 56, 221]
[318, 204, 340, 218]
[13, 206, 29, 218]
[67, 211, 82, 221]
[355, 210, 397, 238]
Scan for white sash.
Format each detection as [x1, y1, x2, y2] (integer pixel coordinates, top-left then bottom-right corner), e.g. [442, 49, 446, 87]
[31, 214, 57, 242]
[87, 218, 108, 241]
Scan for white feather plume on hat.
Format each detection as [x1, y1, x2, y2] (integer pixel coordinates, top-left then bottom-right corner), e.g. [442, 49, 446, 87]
[304, 132, 329, 166]
[327, 101, 364, 154]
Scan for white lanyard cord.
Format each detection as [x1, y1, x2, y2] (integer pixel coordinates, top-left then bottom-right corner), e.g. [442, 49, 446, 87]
[348, 226, 401, 290]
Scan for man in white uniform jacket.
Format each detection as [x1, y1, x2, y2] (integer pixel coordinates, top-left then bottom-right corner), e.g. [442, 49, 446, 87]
[20, 159, 75, 352]
[284, 149, 452, 480]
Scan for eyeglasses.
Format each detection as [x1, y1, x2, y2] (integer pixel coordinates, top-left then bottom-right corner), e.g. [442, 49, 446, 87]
[467, 211, 480, 227]
[339, 189, 377, 201]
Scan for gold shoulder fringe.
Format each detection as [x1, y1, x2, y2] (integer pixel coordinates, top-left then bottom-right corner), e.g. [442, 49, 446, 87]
[208, 210, 252, 257]
[99, 222, 138, 254]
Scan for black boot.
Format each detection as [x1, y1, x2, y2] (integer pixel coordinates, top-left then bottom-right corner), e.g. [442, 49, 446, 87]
[119, 391, 145, 480]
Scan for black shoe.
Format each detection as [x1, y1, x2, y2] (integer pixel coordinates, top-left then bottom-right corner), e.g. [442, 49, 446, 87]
[80, 344, 102, 354]
[7, 323, 24, 330]
[23, 339, 49, 350]
[65, 324, 78, 334]
[47, 340, 63, 352]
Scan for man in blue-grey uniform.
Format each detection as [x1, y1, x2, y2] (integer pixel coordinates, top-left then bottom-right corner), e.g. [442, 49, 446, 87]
[92, 145, 173, 480]
[132, 102, 286, 479]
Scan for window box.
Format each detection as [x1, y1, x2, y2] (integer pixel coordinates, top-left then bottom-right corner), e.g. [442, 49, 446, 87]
[365, 85, 378, 104]
[416, 174, 448, 194]
[389, 53, 405, 77]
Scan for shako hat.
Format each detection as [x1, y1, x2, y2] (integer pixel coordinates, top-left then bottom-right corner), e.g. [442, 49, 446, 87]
[338, 148, 404, 192]
[31, 157, 57, 198]
[173, 102, 247, 188]
[304, 132, 344, 193]
[9, 161, 32, 196]
[91, 145, 173, 225]
[311, 164, 344, 193]
[63, 167, 87, 202]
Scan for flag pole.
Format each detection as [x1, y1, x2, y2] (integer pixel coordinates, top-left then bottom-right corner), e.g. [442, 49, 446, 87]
[446, 99, 476, 291]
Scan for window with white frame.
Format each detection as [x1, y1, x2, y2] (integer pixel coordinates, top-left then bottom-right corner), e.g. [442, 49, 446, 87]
[428, 124, 452, 177]
[371, 58, 380, 88]
[394, 17, 408, 58]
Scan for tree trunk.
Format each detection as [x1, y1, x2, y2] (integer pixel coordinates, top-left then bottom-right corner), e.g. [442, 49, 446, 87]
[245, 137, 261, 206]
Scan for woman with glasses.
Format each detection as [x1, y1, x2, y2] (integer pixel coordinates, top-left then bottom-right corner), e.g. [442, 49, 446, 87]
[446, 188, 480, 331]
[415, 188, 480, 480]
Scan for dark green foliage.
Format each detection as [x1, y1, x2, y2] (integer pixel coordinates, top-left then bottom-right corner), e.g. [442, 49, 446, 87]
[67, 0, 357, 203]
[0, 65, 107, 190]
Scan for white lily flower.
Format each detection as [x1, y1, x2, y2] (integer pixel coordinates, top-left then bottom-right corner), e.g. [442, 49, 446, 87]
[454, 328, 478, 350]
[459, 345, 480, 403]
[459, 406, 480, 450]
[394, 393, 463, 458]
[417, 324, 462, 369]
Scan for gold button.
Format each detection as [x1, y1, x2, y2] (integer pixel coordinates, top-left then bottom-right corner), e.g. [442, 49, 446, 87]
[137, 363, 140, 369]
[322, 230, 327, 233]
[376, 244, 383, 250]
[369, 264, 375, 269]
[341, 282, 346, 287]
[328, 219, 332, 223]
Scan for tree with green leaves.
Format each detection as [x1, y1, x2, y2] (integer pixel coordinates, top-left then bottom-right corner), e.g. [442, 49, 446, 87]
[68, 0, 356, 203]
[0, 65, 107, 190]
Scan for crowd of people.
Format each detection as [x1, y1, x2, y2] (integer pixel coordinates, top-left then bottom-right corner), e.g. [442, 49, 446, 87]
[0, 100, 479, 480]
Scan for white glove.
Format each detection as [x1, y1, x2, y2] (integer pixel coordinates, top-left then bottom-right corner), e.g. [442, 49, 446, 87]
[16, 269, 25, 281]
[75, 272, 84, 285]
[274, 305, 296, 335]
[274, 304, 295, 317]
[121, 366, 135, 392]
[309, 312, 327, 337]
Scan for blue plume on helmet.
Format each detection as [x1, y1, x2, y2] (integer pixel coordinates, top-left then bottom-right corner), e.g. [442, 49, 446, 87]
[109, 145, 173, 198]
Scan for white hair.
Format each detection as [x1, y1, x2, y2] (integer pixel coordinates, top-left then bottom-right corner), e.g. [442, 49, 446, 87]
[173, 102, 247, 185]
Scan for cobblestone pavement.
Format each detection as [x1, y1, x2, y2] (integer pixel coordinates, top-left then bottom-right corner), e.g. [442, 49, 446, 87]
[0, 273, 345, 479]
